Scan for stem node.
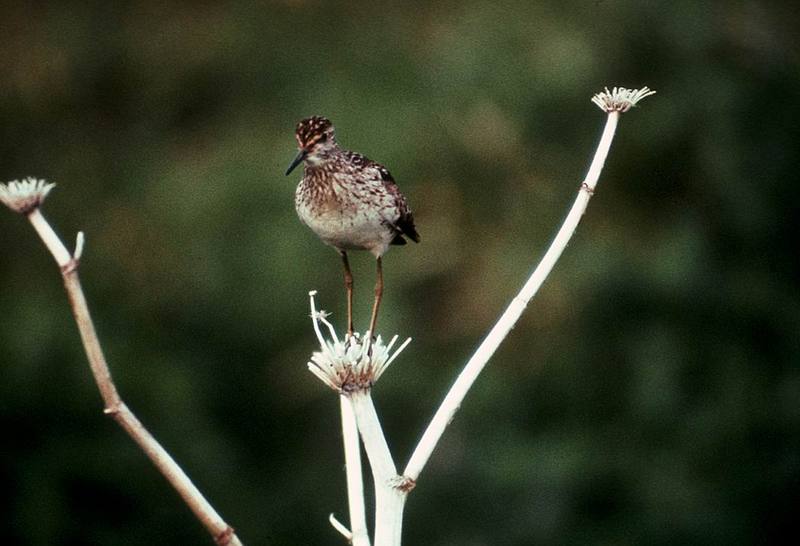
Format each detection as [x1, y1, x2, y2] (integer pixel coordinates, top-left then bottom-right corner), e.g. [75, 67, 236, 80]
[60, 258, 80, 275]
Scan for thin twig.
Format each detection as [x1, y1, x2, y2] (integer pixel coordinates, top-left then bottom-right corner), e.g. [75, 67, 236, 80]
[329, 513, 353, 541]
[27, 208, 72, 267]
[404, 111, 621, 481]
[340, 395, 370, 545]
[26, 208, 244, 546]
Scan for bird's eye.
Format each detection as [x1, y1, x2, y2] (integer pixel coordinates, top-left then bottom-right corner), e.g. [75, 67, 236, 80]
[318, 134, 328, 142]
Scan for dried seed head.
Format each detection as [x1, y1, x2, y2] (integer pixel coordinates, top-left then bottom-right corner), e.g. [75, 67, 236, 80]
[306, 290, 411, 394]
[0, 177, 56, 214]
[591, 86, 656, 113]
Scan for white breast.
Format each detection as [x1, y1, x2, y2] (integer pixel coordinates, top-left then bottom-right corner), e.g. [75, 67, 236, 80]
[295, 175, 397, 257]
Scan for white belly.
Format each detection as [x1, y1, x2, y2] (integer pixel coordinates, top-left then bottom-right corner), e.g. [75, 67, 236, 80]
[295, 183, 395, 257]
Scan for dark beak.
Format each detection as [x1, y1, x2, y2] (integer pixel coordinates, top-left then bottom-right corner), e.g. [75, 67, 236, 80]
[285, 149, 307, 176]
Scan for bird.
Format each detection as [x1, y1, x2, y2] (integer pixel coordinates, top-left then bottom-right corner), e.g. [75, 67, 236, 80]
[286, 116, 419, 337]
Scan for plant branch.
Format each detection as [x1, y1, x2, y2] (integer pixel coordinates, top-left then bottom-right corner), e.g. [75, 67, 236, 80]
[329, 514, 353, 541]
[349, 391, 396, 479]
[349, 390, 407, 546]
[339, 395, 370, 545]
[28, 208, 72, 268]
[25, 208, 243, 546]
[404, 111, 621, 481]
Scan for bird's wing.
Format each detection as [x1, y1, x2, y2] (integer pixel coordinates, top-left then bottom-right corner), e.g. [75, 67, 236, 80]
[374, 164, 420, 244]
[343, 151, 420, 244]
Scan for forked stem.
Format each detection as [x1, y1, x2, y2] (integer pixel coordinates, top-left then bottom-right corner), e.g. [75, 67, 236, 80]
[25, 208, 243, 546]
[300, 86, 654, 546]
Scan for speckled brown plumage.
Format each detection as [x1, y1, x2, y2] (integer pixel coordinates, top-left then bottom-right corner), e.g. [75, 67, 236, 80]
[286, 116, 419, 335]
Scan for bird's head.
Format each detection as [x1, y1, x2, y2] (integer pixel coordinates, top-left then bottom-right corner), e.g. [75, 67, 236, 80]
[285, 116, 337, 175]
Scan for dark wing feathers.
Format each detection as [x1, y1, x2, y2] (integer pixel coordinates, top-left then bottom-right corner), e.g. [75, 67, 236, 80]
[377, 165, 420, 244]
[392, 210, 420, 245]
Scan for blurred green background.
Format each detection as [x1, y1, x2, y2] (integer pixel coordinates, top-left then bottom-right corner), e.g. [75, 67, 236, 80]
[1, 1, 797, 545]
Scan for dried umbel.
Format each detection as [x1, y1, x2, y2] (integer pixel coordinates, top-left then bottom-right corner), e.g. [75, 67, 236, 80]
[0, 177, 56, 214]
[306, 291, 411, 393]
[592, 86, 656, 113]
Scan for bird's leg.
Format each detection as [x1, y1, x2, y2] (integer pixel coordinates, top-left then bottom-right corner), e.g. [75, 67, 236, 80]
[340, 251, 354, 337]
[368, 257, 383, 338]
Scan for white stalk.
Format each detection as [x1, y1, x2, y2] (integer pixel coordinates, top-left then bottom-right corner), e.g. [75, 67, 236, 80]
[329, 514, 353, 541]
[349, 390, 407, 546]
[404, 111, 621, 481]
[350, 391, 396, 478]
[373, 482, 406, 546]
[27, 208, 72, 268]
[340, 395, 370, 546]
[18, 206, 244, 546]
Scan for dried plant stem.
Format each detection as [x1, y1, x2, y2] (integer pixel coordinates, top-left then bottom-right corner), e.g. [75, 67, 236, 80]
[404, 111, 621, 481]
[349, 390, 407, 546]
[340, 395, 370, 546]
[27, 208, 72, 267]
[26, 209, 243, 546]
